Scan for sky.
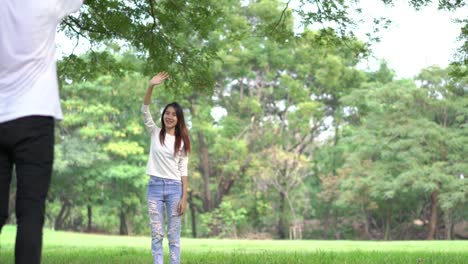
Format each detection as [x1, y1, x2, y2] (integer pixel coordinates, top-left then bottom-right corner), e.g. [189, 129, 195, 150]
[353, 0, 466, 78]
[57, 1, 467, 79]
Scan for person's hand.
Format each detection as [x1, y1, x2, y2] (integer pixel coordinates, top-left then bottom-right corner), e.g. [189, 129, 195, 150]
[148, 72, 169, 87]
[177, 197, 187, 216]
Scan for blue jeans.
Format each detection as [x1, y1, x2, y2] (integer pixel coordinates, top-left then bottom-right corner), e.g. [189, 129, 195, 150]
[147, 176, 182, 264]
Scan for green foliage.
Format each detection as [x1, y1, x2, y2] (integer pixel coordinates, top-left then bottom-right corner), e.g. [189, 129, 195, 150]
[367, 61, 395, 84]
[58, 50, 140, 84]
[334, 66, 467, 239]
[199, 201, 247, 238]
[60, 0, 230, 92]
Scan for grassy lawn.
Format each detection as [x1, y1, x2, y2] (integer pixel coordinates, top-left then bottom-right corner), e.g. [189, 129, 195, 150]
[1, 225, 467, 263]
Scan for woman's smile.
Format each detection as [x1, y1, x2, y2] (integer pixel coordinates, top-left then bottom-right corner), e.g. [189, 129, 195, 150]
[164, 106, 178, 128]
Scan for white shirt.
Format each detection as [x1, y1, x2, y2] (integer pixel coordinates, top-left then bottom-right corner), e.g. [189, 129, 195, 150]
[141, 105, 189, 180]
[0, 0, 83, 123]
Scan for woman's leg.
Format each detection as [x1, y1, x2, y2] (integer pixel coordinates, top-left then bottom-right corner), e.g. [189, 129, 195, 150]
[147, 177, 165, 264]
[166, 182, 182, 264]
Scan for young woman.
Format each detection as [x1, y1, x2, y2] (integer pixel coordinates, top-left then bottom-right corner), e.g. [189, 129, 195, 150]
[141, 72, 191, 264]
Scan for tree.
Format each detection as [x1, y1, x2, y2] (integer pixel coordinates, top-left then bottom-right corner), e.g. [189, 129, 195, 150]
[51, 137, 107, 230]
[338, 66, 466, 240]
[415, 65, 467, 239]
[206, 6, 368, 237]
[53, 67, 150, 234]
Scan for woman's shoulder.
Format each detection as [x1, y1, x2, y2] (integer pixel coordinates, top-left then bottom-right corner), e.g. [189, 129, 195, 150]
[150, 126, 161, 137]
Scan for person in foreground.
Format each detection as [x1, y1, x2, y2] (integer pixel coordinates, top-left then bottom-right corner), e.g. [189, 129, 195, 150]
[0, 1, 83, 264]
[142, 72, 191, 264]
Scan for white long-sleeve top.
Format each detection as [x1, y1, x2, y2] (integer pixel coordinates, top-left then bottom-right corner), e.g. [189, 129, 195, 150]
[0, 0, 83, 123]
[141, 105, 188, 180]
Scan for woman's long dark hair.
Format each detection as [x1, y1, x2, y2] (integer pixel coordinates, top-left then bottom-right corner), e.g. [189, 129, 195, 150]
[159, 102, 191, 156]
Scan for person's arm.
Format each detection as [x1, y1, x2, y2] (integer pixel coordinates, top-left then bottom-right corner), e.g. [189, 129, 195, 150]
[178, 152, 189, 215]
[178, 176, 188, 215]
[144, 72, 169, 105]
[143, 87, 153, 106]
[141, 72, 169, 134]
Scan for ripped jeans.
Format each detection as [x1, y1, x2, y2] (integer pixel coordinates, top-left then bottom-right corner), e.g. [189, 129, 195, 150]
[147, 176, 182, 264]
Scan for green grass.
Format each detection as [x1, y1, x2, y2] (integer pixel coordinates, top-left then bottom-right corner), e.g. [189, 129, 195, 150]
[1, 225, 467, 263]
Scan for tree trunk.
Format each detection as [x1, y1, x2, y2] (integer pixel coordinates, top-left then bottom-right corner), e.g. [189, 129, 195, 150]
[443, 208, 453, 240]
[239, 78, 244, 100]
[331, 100, 340, 177]
[215, 178, 234, 208]
[427, 191, 439, 240]
[332, 115, 339, 177]
[119, 210, 128, 235]
[197, 132, 212, 211]
[361, 205, 371, 239]
[87, 205, 92, 232]
[277, 192, 286, 239]
[215, 158, 250, 209]
[188, 191, 197, 238]
[384, 208, 391, 240]
[54, 200, 70, 230]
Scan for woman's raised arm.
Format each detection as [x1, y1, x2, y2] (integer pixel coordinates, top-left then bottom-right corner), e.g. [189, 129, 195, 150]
[143, 71, 169, 105]
[142, 72, 169, 135]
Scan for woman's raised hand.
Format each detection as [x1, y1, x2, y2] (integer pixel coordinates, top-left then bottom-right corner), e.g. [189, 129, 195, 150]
[148, 71, 169, 87]
[144, 72, 169, 105]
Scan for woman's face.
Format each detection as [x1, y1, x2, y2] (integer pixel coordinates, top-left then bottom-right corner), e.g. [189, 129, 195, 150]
[163, 106, 178, 130]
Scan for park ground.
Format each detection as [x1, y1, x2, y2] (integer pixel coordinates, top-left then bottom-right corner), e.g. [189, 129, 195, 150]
[0, 225, 467, 263]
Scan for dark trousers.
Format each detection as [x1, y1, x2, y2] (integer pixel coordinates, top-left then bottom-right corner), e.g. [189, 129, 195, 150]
[0, 116, 54, 264]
